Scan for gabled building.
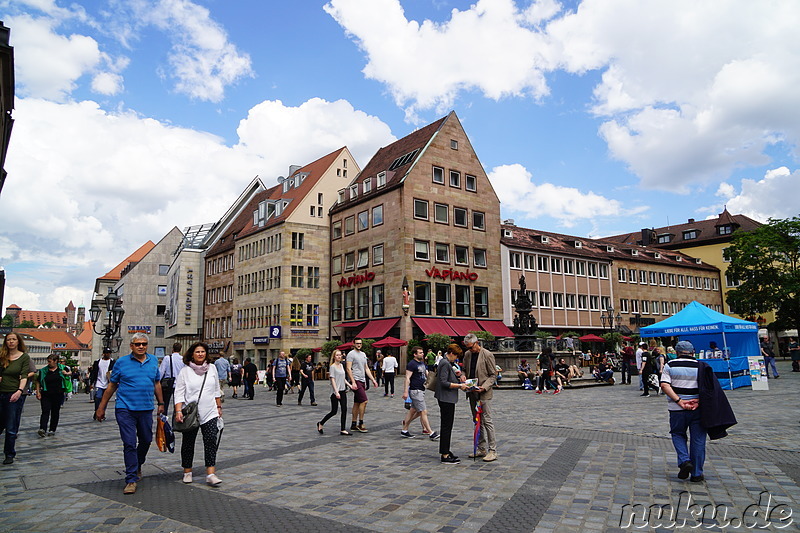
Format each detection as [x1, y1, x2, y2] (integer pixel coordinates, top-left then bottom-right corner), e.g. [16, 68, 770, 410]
[4, 301, 86, 334]
[329, 112, 508, 359]
[15, 328, 91, 367]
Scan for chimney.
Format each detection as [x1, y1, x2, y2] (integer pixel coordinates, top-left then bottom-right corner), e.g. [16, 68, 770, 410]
[688, 218, 695, 223]
[641, 228, 655, 246]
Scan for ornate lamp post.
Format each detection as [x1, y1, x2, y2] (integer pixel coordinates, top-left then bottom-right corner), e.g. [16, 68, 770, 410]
[90, 292, 125, 353]
[599, 306, 622, 333]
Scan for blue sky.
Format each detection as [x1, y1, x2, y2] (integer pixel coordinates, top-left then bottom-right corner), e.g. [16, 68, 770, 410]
[1, 0, 799, 312]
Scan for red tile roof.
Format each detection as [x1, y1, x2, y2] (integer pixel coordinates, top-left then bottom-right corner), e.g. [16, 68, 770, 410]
[98, 241, 156, 281]
[16, 310, 68, 326]
[14, 329, 88, 350]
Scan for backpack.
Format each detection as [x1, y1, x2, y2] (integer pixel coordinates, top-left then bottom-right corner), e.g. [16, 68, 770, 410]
[646, 350, 659, 371]
[522, 378, 533, 390]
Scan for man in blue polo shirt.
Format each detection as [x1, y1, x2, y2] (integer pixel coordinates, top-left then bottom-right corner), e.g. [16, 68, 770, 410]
[95, 333, 164, 495]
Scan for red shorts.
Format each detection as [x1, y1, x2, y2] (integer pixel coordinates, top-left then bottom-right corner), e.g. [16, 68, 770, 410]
[353, 381, 368, 403]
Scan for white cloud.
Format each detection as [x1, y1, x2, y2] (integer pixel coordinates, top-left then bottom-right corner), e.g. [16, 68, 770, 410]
[1, 96, 394, 310]
[488, 163, 642, 227]
[3, 286, 41, 311]
[713, 167, 800, 222]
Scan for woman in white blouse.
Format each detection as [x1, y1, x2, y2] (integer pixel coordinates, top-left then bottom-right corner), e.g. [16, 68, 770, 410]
[174, 342, 223, 486]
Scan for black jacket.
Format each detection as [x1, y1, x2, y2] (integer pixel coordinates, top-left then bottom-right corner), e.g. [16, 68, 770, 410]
[698, 361, 737, 440]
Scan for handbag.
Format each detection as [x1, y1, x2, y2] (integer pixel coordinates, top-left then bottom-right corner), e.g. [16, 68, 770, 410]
[425, 369, 437, 391]
[160, 354, 176, 390]
[173, 372, 207, 433]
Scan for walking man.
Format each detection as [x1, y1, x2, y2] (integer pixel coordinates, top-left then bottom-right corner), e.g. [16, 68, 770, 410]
[298, 353, 317, 406]
[242, 358, 257, 400]
[90, 347, 115, 419]
[462, 333, 498, 462]
[272, 351, 291, 406]
[760, 336, 779, 379]
[95, 334, 164, 495]
[382, 350, 398, 397]
[214, 353, 231, 403]
[158, 342, 184, 417]
[346, 338, 378, 432]
[400, 346, 438, 440]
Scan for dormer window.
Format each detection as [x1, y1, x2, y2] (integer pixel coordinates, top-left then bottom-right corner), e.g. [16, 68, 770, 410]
[718, 224, 733, 235]
[282, 180, 291, 193]
[676, 256, 682, 262]
[349, 184, 358, 200]
[631, 249, 638, 256]
[503, 229, 513, 238]
[695, 258, 702, 264]
[683, 230, 698, 240]
[654, 252, 661, 259]
[657, 234, 672, 244]
[606, 245, 614, 253]
[574, 241, 582, 248]
[337, 189, 345, 204]
[540, 235, 549, 244]
[363, 178, 372, 194]
[377, 171, 386, 188]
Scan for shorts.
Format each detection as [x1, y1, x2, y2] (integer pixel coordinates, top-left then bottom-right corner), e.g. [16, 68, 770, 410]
[409, 389, 426, 411]
[353, 381, 368, 403]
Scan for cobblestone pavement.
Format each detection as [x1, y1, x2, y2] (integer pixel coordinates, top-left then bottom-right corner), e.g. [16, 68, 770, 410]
[2, 361, 799, 532]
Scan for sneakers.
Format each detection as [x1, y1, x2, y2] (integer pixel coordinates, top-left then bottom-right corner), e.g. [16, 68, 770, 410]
[37, 429, 46, 438]
[483, 450, 498, 462]
[608, 377, 615, 385]
[182, 472, 193, 483]
[553, 388, 560, 395]
[689, 475, 705, 483]
[123, 482, 137, 494]
[678, 461, 693, 480]
[311, 402, 317, 406]
[400, 430, 415, 438]
[47, 431, 55, 437]
[206, 474, 222, 486]
[468, 449, 486, 458]
[535, 389, 543, 394]
[429, 431, 440, 441]
[2, 455, 13, 465]
[441, 454, 461, 464]
[356, 424, 368, 433]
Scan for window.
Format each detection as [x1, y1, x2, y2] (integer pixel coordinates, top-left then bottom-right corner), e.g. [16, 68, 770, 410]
[619, 298, 629, 313]
[291, 265, 304, 288]
[524, 254, 535, 270]
[449, 170, 461, 188]
[474, 287, 489, 317]
[349, 184, 358, 199]
[344, 252, 355, 271]
[377, 172, 386, 188]
[695, 276, 702, 288]
[649, 271, 657, 285]
[307, 267, 320, 289]
[373, 244, 384, 266]
[451, 139, 458, 150]
[703, 277, 710, 290]
[657, 234, 672, 244]
[509, 252, 522, 269]
[332, 256, 342, 275]
[669, 273, 676, 287]
[292, 232, 304, 249]
[662, 301, 670, 315]
[432, 166, 444, 184]
[455, 246, 469, 265]
[435, 243, 450, 263]
[576, 261, 586, 276]
[678, 274, 685, 287]
[306, 304, 320, 327]
[453, 208, 467, 227]
[551, 258, 561, 273]
[564, 260, 574, 275]
[651, 300, 660, 314]
[641, 300, 650, 314]
[640, 270, 648, 284]
[357, 287, 369, 319]
[589, 296, 599, 310]
[436, 284, 452, 315]
[601, 296, 611, 310]
[718, 224, 733, 235]
[712, 278, 719, 291]
[628, 269, 636, 283]
[474, 248, 487, 267]
[159, 264, 169, 275]
[659, 272, 667, 286]
[472, 211, 485, 230]
[597, 264, 608, 279]
[371, 285, 384, 317]
[357, 249, 369, 269]
[357, 211, 369, 231]
[539, 292, 551, 308]
[331, 293, 342, 322]
[414, 199, 429, 219]
[618, 268, 627, 282]
[434, 203, 449, 224]
[415, 240, 430, 261]
[538, 256, 549, 272]
[345, 216, 355, 235]
[465, 174, 477, 192]
[631, 299, 639, 313]
[587, 263, 598, 277]
[722, 247, 730, 262]
[455, 285, 471, 317]
[344, 290, 355, 320]
[687, 276, 694, 288]
[725, 273, 740, 287]
[290, 304, 304, 327]
[363, 178, 372, 194]
[372, 205, 384, 226]
[577, 295, 588, 310]
[566, 294, 576, 309]
[683, 230, 698, 240]
[527, 291, 537, 307]
[553, 293, 564, 308]
[415, 282, 431, 315]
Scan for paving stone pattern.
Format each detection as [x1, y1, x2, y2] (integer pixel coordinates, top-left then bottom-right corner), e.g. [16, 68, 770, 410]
[1, 360, 799, 532]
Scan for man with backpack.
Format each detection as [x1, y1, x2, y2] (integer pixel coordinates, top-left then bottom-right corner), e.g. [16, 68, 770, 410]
[640, 343, 660, 396]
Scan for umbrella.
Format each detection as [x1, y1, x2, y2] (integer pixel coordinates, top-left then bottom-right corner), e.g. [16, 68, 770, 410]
[473, 401, 483, 461]
[372, 336, 408, 348]
[336, 342, 353, 350]
[579, 334, 606, 342]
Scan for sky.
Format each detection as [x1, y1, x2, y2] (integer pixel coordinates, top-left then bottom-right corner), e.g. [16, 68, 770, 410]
[1, 0, 799, 313]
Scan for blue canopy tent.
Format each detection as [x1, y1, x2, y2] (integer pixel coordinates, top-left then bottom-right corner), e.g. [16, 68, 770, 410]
[639, 301, 759, 389]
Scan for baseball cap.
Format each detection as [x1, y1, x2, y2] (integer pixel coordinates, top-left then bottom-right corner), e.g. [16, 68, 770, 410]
[675, 340, 694, 354]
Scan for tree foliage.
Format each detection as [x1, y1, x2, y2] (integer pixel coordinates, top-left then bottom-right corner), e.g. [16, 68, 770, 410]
[17, 320, 35, 328]
[725, 216, 800, 333]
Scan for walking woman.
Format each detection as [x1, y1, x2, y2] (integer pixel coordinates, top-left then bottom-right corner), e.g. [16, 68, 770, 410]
[317, 350, 355, 436]
[229, 358, 242, 399]
[436, 344, 468, 464]
[273, 352, 291, 406]
[0, 332, 31, 464]
[34, 353, 67, 437]
[289, 356, 301, 394]
[174, 342, 223, 486]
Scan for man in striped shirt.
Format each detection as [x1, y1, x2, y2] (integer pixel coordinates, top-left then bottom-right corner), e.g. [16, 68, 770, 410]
[660, 340, 706, 482]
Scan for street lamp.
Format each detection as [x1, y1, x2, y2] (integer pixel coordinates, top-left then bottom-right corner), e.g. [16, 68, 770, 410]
[90, 292, 125, 353]
[599, 306, 622, 333]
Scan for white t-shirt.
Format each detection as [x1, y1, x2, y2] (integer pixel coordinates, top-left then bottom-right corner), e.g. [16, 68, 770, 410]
[382, 356, 398, 373]
[95, 358, 111, 389]
[635, 348, 644, 368]
[174, 367, 222, 425]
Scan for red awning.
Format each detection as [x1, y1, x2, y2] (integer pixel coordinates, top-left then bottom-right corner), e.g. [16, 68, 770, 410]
[336, 342, 353, 350]
[579, 334, 605, 342]
[372, 336, 408, 348]
[357, 318, 400, 339]
[333, 321, 366, 329]
[446, 318, 482, 336]
[477, 320, 515, 338]
[412, 317, 459, 337]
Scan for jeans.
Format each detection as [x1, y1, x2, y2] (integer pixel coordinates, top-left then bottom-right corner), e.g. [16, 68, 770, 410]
[39, 391, 64, 432]
[298, 378, 315, 404]
[597, 370, 614, 382]
[0, 392, 26, 458]
[320, 392, 348, 431]
[468, 396, 496, 452]
[275, 377, 287, 405]
[764, 356, 779, 378]
[621, 363, 629, 384]
[384, 372, 395, 395]
[94, 388, 106, 413]
[438, 400, 456, 456]
[161, 386, 175, 417]
[669, 409, 707, 478]
[115, 408, 154, 483]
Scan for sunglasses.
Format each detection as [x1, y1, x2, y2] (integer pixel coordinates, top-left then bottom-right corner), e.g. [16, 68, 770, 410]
[132, 342, 148, 347]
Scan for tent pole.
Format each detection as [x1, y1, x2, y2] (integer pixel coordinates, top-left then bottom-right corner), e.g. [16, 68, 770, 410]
[722, 330, 733, 390]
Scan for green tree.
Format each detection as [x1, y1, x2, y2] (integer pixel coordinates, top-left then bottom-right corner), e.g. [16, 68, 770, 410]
[17, 320, 35, 328]
[1, 314, 13, 327]
[320, 340, 341, 361]
[725, 216, 800, 334]
[422, 333, 453, 356]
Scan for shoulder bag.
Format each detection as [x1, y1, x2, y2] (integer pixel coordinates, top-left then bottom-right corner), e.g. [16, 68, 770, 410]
[160, 355, 176, 390]
[173, 371, 208, 433]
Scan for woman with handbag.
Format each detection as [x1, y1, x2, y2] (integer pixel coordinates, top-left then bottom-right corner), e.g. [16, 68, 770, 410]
[435, 344, 468, 464]
[173, 342, 223, 486]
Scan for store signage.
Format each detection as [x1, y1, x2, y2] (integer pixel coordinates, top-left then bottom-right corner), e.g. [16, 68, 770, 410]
[269, 326, 282, 339]
[337, 271, 375, 287]
[253, 337, 270, 344]
[425, 267, 478, 281]
[128, 325, 152, 333]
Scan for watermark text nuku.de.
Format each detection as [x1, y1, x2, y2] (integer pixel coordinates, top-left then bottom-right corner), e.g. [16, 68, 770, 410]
[620, 491, 793, 529]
